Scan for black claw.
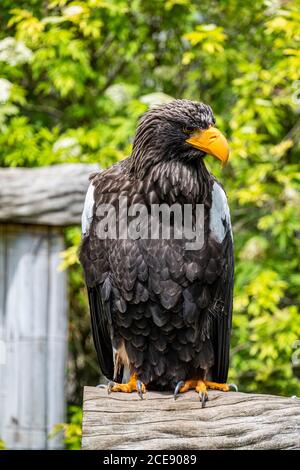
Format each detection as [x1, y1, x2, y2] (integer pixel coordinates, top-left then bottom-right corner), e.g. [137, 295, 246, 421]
[229, 383, 238, 392]
[199, 392, 208, 408]
[137, 380, 144, 400]
[107, 381, 115, 394]
[174, 380, 185, 400]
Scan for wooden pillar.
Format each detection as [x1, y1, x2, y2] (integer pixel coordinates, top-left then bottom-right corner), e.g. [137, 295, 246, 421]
[0, 163, 99, 449]
[0, 224, 67, 449]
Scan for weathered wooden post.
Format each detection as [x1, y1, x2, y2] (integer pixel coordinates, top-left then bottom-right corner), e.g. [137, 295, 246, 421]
[82, 387, 300, 450]
[0, 163, 97, 449]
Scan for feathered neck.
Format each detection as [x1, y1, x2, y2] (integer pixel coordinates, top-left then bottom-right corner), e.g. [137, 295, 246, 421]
[123, 151, 212, 205]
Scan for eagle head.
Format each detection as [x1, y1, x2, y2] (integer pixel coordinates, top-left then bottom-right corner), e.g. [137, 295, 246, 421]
[130, 99, 230, 177]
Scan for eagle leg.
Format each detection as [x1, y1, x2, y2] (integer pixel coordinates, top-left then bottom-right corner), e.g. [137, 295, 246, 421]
[174, 379, 208, 407]
[204, 381, 238, 392]
[107, 373, 146, 399]
[174, 379, 238, 404]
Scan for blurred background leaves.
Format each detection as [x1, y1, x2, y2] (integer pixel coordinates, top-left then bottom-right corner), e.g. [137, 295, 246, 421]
[1, 0, 300, 445]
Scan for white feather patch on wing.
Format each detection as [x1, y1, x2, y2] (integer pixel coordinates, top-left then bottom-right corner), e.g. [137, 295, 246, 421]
[209, 182, 232, 242]
[81, 182, 95, 235]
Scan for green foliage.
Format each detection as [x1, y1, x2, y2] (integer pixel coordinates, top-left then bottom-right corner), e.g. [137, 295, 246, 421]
[1, 0, 300, 405]
[50, 405, 82, 450]
[0, 439, 5, 450]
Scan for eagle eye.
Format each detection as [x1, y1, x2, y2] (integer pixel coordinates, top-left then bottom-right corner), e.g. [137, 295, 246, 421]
[182, 127, 195, 135]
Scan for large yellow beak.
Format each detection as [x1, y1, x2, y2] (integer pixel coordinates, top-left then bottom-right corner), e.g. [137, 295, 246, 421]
[186, 126, 230, 166]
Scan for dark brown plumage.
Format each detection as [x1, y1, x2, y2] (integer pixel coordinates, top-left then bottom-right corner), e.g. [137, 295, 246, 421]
[79, 100, 233, 392]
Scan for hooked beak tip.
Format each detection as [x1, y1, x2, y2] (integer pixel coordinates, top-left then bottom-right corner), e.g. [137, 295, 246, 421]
[186, 126, 230, 165]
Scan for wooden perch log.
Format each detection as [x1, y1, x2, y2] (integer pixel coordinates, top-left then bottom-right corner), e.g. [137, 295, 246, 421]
[0, 163, 99, 226]
[82, 386, 300, 450]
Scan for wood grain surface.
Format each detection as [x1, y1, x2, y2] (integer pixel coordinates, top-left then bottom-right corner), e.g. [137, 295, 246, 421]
[82, 386, 300, 450]
[0, 163, 99, 226]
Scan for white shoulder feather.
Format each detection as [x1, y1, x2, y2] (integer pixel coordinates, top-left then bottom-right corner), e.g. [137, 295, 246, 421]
[209, 181, 232, 243]
[81, 182, 95, 235]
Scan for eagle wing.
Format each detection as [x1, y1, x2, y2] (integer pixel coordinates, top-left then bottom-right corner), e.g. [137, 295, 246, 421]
[86, 284, 114, 380]
[80, 171, 115, 380]
[209, 231, 233, 383]
[208, 182, 234, 383]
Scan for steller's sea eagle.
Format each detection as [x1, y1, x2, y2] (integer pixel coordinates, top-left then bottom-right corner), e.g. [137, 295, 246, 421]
[79, 100, 236, 406]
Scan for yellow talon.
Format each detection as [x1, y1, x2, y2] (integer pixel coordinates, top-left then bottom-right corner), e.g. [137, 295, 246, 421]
[174, 378, 236, 406]
[107, 373, 146, 398]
